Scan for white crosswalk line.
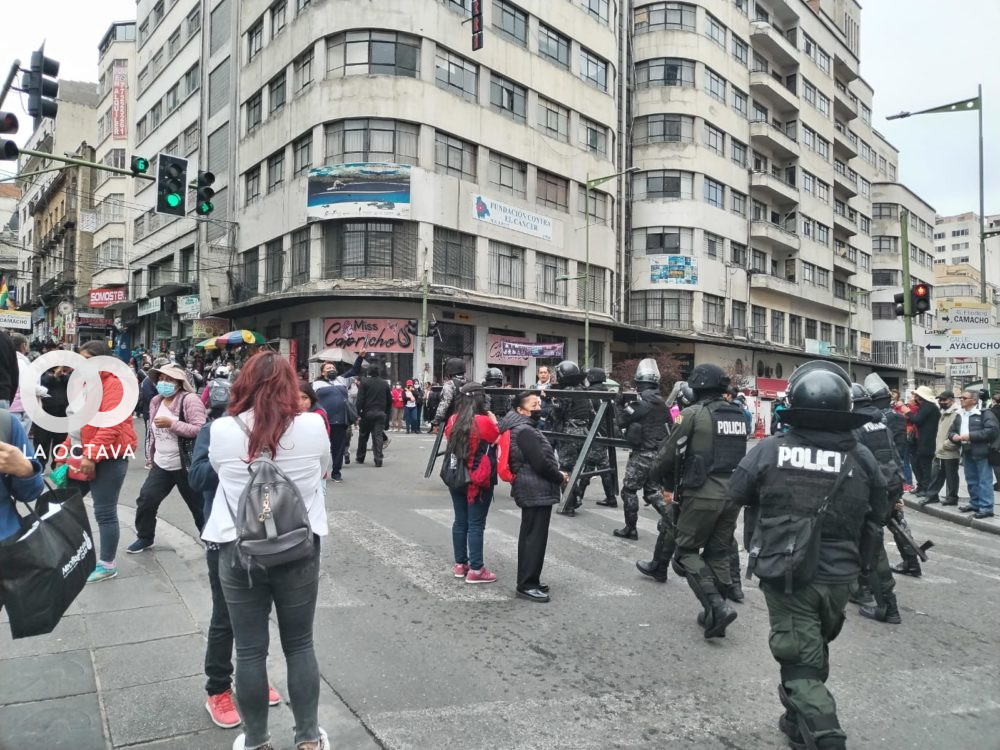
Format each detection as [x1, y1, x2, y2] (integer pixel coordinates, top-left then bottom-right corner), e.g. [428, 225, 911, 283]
[497, 508, 637, 565]
[317, 571, 364, 608]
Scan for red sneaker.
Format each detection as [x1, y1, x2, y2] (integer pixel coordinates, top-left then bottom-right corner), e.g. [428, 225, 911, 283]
[268, 684, 282, 706]
[465, 567, 497, 584]
[903, 484, 914, 492]
[205, 689, 240, 728]
[453, 563, 470, 578]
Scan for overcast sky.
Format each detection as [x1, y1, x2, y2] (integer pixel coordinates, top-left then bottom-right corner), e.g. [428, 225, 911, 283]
[2, 0, 998, 216]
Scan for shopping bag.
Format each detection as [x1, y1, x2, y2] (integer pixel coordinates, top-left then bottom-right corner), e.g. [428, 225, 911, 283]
[0, 486, 96, 639]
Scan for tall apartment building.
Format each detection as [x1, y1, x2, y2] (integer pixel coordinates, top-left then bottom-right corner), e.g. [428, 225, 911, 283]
[931, 261, 1000, 388]
[933, 211, 1000, 283]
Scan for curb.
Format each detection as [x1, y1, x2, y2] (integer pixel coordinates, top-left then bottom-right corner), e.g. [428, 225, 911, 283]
[902, 495, 1000, 537]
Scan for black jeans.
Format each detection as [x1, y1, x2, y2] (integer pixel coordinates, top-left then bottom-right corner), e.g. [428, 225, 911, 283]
[911, 453, 934, 492]
[32, 427, 67, 470]
[204, 546, 234, 696]
[219, 538, 322, 748]
[926, 457, 960, 501]
[357, 414, 386, 462]
[134, 464, 205, 543]
[328, 424, 348, 478]
[517, 504, 553, 590]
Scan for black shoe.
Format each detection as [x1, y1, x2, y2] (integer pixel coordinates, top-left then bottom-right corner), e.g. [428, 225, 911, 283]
[355, 457, 364, 464]
[918, 496, 940, 506]
[703, 596, 737, 639]
[941, 498, 958, 506]
[516, 587, 550, 603]
[849, 585, 876, 607]
[778, 714, 806, 750]
[635, 560, 667, 583]
[374, 459, 383, 467]
[974, 510, 995, 519]
[891, 561, 921, 577]
[958, 504, 977, 513]
[343, 454, 350, 465]
[859, 600, 901, 624]
[613, 525, 638, 540]
[595, 498, 617, 507]
[537, 582, 549, 593]
[724, 583, 745, 603]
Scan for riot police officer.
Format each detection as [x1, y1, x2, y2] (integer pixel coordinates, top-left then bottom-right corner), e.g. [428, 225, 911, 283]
[572, 367, 618, 509]
[549, 361, 594, 517]
[730, 365, 888, 750]
[483, 367, 512, 420]
[433, 357, 468, 426]
[615, 358, 670, 538]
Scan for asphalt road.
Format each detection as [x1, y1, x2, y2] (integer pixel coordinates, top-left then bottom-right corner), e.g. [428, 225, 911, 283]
[129, 428, 1000, 750]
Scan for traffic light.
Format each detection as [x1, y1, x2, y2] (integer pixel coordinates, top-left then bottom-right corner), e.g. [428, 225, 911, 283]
[0, 112, 17, 161]
[156, 154, 188, 217]
[195, 170, 215, 215]
[471, 0, 484, 51]
[893, 291, 906, 318]
[911, 282, 930, 315]
[130, 155, 149, 176]
[22, 45, 60, 127]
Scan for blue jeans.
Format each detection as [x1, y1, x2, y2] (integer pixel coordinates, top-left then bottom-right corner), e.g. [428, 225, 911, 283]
[69, 458, 130, 563]
[404, 407, 419, 433]
[964, 456, 995, 513]
[450, 486, 493, 570]
[900, 443, 913, 485]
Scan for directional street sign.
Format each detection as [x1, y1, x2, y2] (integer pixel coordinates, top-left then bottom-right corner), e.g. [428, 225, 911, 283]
[940, 307, 992, 328]
[949, 362, 979, 377]
[925, 330, 1000, 358]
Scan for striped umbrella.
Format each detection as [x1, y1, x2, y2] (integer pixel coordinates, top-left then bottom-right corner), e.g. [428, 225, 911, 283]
[195, 329, 266, 350]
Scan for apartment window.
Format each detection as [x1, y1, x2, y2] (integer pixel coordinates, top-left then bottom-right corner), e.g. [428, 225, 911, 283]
[803, 79, 816, 107]
[833, 325, 845, 350]
[731, 87, 748, 117]
[324, 119, 419, 164]
[731, 190, 747, 216]
[630, 289, 692, 328]
[248, 20, 263, 61]
[168, 28, 182, 58]
[265, 239, 285, 293]
[633, 226, 693, 255]
[872, 236, 898, 253]
[789, 315, 803, 347]
[770, 311, 785, 343]
[489, 241, 525, 298]
[732, 34, 749, 65]
[322, 220, 417, 280]
[636, 58, 695, 87]
[292, 134, 312, 175]
[861, 102, 872, 124]
[816, 223, 830, 245]
[292, 47, 314, 92]
[730, 241, 747, 266]
[490, 74, 526, 121]
[860, 215, 870, 234]
[704, 67, 727, 102]
[731, 300, 747, 335]
[98, 238, 125, 267]
[291, 228, 310, 284]
[488, 152, 527, 198]
[536, 253, 568, 305]
[271, 2, 287, 37]
[245, 166, 261, 204]
[434, 228, 476, 289]
[165, 84, 179, 112]
[327, 31, 420, 78]
[752, 249, 767, 273]
[434, 131, 477, 180]
[536, 170, 569, 211]
[704, 122, 725, 155]
[493, 0, 528, 46]
[149, 101, 162, 129]
[634, 170, 693, 200]
[817, 268, 830, 287]
[267, 150, 285, 192]
[581, 0, 610, 24]
[579, 117, 608, 155]
[872, 203, 897, 219]
[538, 97, 570, 142]
[634, 2, 696, 32]
[731, 138, 747, 166]
[184, 63, 200, 95]
[704, 177, 724, 208]
[705, 14, 726, 47]
[704, 231, 722, 258]
[538, 25, 570, 67]
[242, 248, 259, 294]
[210, 0, 231, 54]
[187, 7, 200, 37]
[208, 61, 230, 116]
[751, 305, 766, 339]
[635, 114, 693, 144]
[434, 49, 478, 101]
[184, 123, 199, 154]
[580, 47, 609, 91]
[246, 91, 262, 131]
[579, 187, 609, 224]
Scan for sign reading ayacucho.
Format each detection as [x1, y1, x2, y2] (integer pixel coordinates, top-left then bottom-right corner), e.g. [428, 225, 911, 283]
[323, 318, 417, 353]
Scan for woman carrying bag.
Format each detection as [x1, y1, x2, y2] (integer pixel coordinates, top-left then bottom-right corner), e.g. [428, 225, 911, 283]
[443, 382, 499, 584]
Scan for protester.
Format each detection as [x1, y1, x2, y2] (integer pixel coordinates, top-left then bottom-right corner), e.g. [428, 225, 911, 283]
[891, 389, 914, 490]
[390, 381, 405, 432]
[444, 382, 499, 584]
[34, 364, 70, 470]
[0, 408, 45, 555]
[0, 330, 19, 407]
[920, 391, 960, 507]
[404, 380, 419, 434]
[312, 354, 364, 482]
[127, 363, 206, 554]
[950, 389, 999, 519]
[202, 350, 331, 750]
[906, 386, 939, 496]
[991, 391, 1000, 490]
[201, 365, 233, 420]
[8, 333, 34, 433]
[356, 362, 391, 467]
[299, 382, 331, 436]
[140, 357, 170, 423]
[412, 378, 424, 428]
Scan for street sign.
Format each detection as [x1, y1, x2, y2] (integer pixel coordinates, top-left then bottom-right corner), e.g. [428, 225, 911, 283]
[940, 308, 992, 327]
[950, 362, 979, 377]
[925, 331, 1000, 358]
[936, 299, 991, 312]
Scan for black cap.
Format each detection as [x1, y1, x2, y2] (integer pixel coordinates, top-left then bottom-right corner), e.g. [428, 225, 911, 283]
[937, 390, 955, 401]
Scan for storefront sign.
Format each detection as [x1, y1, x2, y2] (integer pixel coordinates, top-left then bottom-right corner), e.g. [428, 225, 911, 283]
[649, 255, 697, 285]
[177, 294, 201, 316]
[90, 287, 128, 307]
[191, 317, 230, 340]
[949, 362, 979, 377]
[472, 194, 554, 241]
[76, 313, 113, 328]
[756, 377, 789, 399]
[488, 334, 532, 366]
[307, 163, 411, 220]
[322, 318, 417, 353]
[0, 310, 31, 330]
[137, 297, 161, 316]
[804, 338, 832, 356]
[498, 341, 565, 359]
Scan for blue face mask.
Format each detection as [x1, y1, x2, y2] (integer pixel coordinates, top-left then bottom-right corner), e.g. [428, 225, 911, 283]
[156, 381, 177, 398]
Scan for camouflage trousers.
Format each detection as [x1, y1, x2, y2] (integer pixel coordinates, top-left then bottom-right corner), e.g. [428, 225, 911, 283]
[621, 450, 661, 525]
[555, 423, 589, 473]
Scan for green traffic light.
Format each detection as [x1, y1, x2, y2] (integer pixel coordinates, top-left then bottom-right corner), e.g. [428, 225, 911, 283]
[166, 193, 182, 208]
[197, 201, 214, 215]
[136, 158, 148, 171]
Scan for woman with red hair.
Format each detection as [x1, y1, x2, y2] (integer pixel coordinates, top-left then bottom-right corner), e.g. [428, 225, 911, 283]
[201, 351, 331, 750]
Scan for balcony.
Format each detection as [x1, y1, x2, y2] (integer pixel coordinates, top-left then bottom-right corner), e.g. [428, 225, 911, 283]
[749, 119, 798, 160]
[37, 268, 76, 297]
[749, 21, 799, 68]
[750, 272, 798, 296]
[833, 207, 858, 236]
[833, 246, 857, 274]
[834, 81, 858, 121]
[91, 267, 129, 289]
[750, 170, 800, 207]
[834, 53, 858, 83]
[833, 122, 858, 159]
[750, 70, 800, 114]
[751, 220, 800, 253]
[833, 162, 858, 197]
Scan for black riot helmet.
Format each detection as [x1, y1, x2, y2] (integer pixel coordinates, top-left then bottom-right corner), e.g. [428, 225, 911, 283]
[688, 363, 730, 397]
[851, 383, 872, 408]
[788, 360, 851, 392]
[444, 357, 466, 378]
[554, 360, 583, 388]
[863, 373, 892, 407]
[483, 367, 504, 387]
[782, 370, 869, 430]
[585, 367, 606, 385]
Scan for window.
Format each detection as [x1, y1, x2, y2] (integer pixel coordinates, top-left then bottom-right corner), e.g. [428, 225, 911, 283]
[246, 91, 262, 131]
[434, 228, 476, 289]
[632, 226, 693, 255]
[636, 58, 695, 87]
[704, 231, 723, 258]
[789, 315, 803, 347]
[581, 0, 610, 24]
[149, 101, 162, 129]
[242, 248, 260, 295]
[579, 117, 608, 155]
[493, 0, 528, 46]
[579, 187, 609, 224]
[165, 84, 179, 112]
[434, 49, 478, 101]
[752, 249, 767, 273]
[751, 305, 766, 339]
[817, 268, 830, 287]
[293, 133, 312, 175]
[168, 28, 182, 58]
[731, 87, 748, 117]
[293, 47, 314, 92]
[267, 150, 285, 192]
[730, 241, 747, 266]
[634, 170, 693, 200]
[208, 60, 230, 116]
[731, 138, 747, 166]
[538, 25, 570, 66]
[770, 311, 785, 343]
[296, 0, 311, 12]
[488, 152, 527, 197]
[816, 223, 830, 245]
[271, 2, 287, 37]
[327, 31, 420, 78]
[635, 114, 694, 144]
[210, 0, 230, 54]
[580, 47, 609, 91]
[803, 79, 816, 107]
[435, 131, 477, 180]
[536, 170, 569, 211]
[187, 7, 200, 37]
[537, 97, 570, 142]
[704, 177, 724, 208]
[184, 123, 199, 154]
[323, 220, 417, 279]
[705, 14, 726, 47]
[489, 241, 525, 298]
[184, 63, 200, 95]
[731, 190, 747, 216]
[291, 228, 309, 284]
[634, 2, 696, 32]
[265, 239, 285, 293]
[324, 119, 419, 164]
[536, 253, 568, 305]
[704, 67, 727, 102]
[732, 34, 749, 65]
[704, 122, 725, 155]
[490, 74, 526, 121]
[248, 20, 263, 61]
[245, 166, 261, 204]
[629, 289, 693, 329]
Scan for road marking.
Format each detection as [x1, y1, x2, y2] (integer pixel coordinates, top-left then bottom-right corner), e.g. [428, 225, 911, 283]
[317, 571, 364, 608]
[497, 508, 638, 565]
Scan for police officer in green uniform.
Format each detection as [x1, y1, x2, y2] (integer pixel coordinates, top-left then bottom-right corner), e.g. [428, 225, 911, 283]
[549, 361, 593, 517]
[574, 367, 618, 509]
[651, 363, 748, 637]
[730, 365, 888, 750]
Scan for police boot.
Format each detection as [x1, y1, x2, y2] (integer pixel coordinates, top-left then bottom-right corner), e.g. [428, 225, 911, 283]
[724, 551, 744, 602]
[859, 592, 901, 624]
[613, 524, 638, 540]
[702, 592, 737, 639]
[891, 560, 921, 578]
[595, 496, 618, 507]
[777, 685, 807, 750]
[635, 534, 669, 582]
[849, 584, 876, 608]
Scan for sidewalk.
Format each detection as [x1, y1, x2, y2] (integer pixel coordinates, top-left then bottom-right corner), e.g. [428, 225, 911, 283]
[0, 502, 377, 750]
[902, 491, 1000, 536]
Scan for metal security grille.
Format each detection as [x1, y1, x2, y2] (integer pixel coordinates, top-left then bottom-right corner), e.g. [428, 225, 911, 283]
[488, 241, 524, 298]
[433, 228, 476, 289]
[322, 220, 417, 280]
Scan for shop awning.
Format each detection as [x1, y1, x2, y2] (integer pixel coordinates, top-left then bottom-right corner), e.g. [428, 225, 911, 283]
[756, 377, 789, 399]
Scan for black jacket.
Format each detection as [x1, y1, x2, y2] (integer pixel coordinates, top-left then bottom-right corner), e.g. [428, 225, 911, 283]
[499, 411, 562, 507]
[908, 398, 940, 456]
[40, 371, 70, 418]
[948, 409, 1000, 461]
[0, 331, 18, 403]
[187, 423, 218, 518]
[356, 375, 391, 418]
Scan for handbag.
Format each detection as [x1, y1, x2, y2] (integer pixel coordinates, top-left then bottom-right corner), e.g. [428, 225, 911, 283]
[0, 485, 96, 639]
[177, 394, 196, 469]
[439, 450, 471, 490]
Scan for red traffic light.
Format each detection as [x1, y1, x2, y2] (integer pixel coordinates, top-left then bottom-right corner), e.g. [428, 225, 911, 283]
[913, 283, 928, 298]
[0, 112, 17, 134]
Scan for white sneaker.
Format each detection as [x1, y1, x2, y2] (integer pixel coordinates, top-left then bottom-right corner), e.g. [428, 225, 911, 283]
[296, 728, 329, 750]
[233, 735, 275, 750]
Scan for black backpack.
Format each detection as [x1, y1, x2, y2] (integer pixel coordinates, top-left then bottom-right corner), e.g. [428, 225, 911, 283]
[208, 379, 232, 410]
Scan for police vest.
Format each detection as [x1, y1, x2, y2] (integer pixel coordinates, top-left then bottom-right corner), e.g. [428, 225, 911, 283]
[880, 407, 906, 451]
[706, 401, 749, 475]
[854, 416, 903, 502]
[637, 390, 669, 450]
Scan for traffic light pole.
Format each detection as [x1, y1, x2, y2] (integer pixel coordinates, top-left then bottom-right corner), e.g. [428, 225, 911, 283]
[900, 209, 915, 393]
[0, 60, 20, 110]
[15, 148, 155, 180]
[977, 83, 990, 394]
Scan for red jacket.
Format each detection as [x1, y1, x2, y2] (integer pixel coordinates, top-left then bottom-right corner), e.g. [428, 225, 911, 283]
[60, 370, 138, 475]
[445, 413, 500, 503]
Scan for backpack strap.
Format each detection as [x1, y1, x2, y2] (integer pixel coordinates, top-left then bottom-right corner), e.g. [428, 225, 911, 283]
[219, 415, 252, 529]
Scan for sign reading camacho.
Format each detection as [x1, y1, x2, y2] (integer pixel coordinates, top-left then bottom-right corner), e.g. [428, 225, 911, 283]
[89, 288, 127, 308]
[323, 318, 417, 353]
